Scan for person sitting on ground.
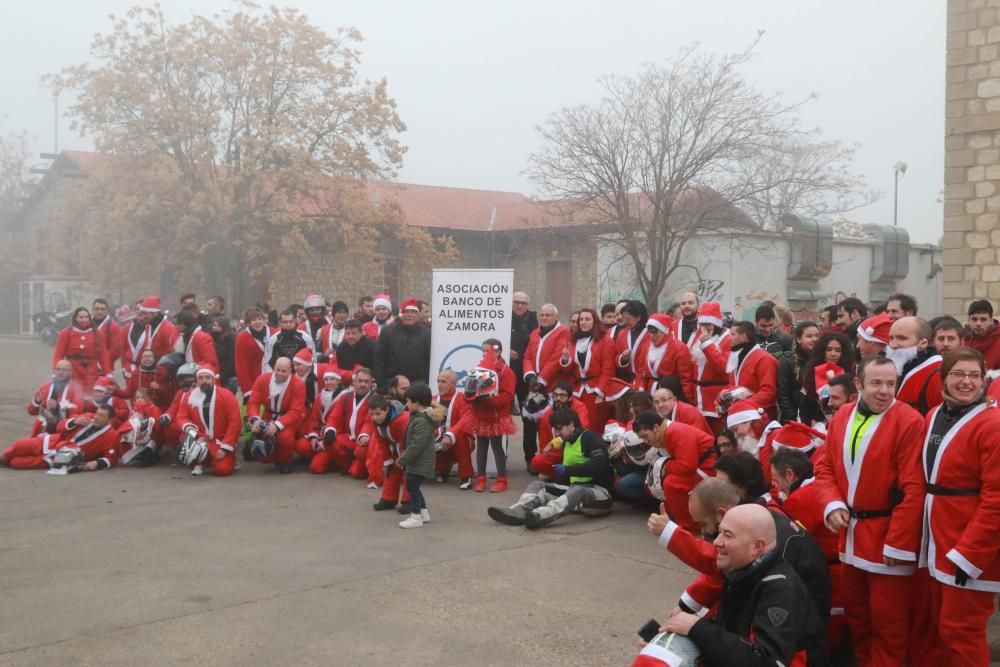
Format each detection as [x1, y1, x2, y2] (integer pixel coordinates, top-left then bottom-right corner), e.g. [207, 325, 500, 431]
[714, 451, 772, 501]
[659, 504, 828, 667]
[486, 409, 613, 529]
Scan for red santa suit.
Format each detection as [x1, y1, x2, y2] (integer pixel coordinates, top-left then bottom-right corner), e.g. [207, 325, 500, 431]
[3, 413, 119, 470]
[92, 315, 121, 365]
[246, 372, 306, 465]
[27, 379, 84, 437]
[690, 303, 731, 425]
[315, 389, 373, 475]
[523, 322, 573, 389]
[668, 400, 714, 437]
[114, 364, 173, 409]
[234, 326, 274, 394]
[371, 409, 412, 504]
[434, 391, 474, 479]
[179, 325, 220, 374]
[52, 325, 112, 393]
[895, 352, 943, 416]
[813, 399, 926, 667]
[362, 317, 394, 341]
[920, 401, 1000, 666]
[559, 332, 620, 431]
[290, 353, 330, 459]
[119, 308, 179, 377]
[729, 344, 779, 418]
[157, 388, 187, 448]
[84, 378, 130, 428]
[656, 420, 717, 533]
[176, 384, 243, 476]
[614, 325, 648, 386]
[635, 334, 696, 401]
[294, 379, 346, 466]
[758, 421, 825, 485]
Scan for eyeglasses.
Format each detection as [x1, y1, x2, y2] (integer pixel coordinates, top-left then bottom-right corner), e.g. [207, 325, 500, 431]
[947, 371, 983, 381]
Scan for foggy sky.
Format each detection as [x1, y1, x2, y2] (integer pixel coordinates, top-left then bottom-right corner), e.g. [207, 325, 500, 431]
[0, 0, 944, 243]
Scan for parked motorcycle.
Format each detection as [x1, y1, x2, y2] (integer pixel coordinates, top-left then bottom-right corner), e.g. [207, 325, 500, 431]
[32, 310, 72, 346]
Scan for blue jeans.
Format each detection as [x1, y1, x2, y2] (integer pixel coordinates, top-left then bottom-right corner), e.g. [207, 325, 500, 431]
[405, 473, 426, 512]
[614, 471, 648, 502]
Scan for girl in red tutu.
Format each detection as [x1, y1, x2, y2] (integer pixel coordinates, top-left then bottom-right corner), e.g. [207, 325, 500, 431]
[460, 339, 516, 492]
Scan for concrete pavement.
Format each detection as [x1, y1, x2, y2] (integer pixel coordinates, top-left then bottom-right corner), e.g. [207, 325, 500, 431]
[0, 337, 691, 666]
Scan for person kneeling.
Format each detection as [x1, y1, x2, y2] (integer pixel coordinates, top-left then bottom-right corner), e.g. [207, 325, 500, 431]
[487, 409, 613, 529]
[662, 504, 826, 666]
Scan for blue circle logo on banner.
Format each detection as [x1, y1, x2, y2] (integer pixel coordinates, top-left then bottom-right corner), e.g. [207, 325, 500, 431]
[439, 344, 484, 389]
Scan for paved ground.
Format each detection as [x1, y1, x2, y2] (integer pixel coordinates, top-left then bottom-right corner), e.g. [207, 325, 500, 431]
[0, 337, 690, 666]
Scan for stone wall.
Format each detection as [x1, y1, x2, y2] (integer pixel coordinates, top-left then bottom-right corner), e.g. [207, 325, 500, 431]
[944, 0, 1000, 315]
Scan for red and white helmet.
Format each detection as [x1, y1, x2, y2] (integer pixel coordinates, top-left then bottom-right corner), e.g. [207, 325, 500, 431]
[303, 294, 325, 310]
[645, 456, 669, 501]
[632, 632, 702, 667]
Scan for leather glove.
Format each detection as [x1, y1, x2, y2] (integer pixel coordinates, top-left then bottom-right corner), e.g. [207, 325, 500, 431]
[323, 429, 336, 446]
[157, 414, 171, 427]
[955, 565, 970, 587]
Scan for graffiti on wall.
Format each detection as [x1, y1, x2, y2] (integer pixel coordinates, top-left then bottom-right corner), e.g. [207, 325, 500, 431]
[696, 279, 725, 302]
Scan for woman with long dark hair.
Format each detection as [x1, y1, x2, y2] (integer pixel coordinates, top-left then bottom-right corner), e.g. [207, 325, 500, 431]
[801, 332, 856, 424]
[776, 321, 820, 424]
[558, 308, 622, 432]
[52, 306, 111, 395]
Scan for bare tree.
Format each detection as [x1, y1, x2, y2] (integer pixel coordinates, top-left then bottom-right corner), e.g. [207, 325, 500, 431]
[526, 41, 871, 307]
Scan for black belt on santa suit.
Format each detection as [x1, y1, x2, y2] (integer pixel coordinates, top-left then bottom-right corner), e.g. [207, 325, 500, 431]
[848, 506, 893, 520]
[926, 483, 980, 497]
[696, 380, 727, 387]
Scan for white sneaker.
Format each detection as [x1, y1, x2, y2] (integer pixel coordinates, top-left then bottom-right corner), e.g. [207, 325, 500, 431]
[399, 514, 424, 529]
[366, 481, 378, 489]
[191, 465, 204, 476]
[420, 509, 430, 523]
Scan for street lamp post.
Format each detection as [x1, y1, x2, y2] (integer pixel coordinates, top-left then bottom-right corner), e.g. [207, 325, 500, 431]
[893, 161, 908, 226]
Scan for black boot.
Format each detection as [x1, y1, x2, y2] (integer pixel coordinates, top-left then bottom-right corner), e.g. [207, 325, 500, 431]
[372, 500, 396, 511]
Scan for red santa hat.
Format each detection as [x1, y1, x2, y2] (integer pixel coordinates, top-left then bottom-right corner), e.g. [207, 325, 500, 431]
[697, 301, 723, 328]
[372, 294, 392, 310]
[646, 313, 674, 335]
[857, 312, 892, 345]
[813, 362, 845, 391]
[139, 296, 161, 313]
[92, 377, 114, 393]
[293, 348, 313, 366]
[400, 298, 420, 312]
[726, 399, 765, 428]
[771, 421, 826, 454]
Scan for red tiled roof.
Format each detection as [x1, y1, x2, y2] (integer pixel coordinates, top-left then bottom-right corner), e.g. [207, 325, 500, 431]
[58, 150, 752, 233]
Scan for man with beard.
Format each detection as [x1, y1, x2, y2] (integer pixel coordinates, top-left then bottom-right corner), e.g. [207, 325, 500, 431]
[120, 296, 179, 378]
[246, 357, 306, 474]
[673, 291, 700, 353]
[317, 300, 351, 358]
[176, 367, 242, 476]
[353, 296, 374, 323]
[646, 479, 830, 665]
[373, 299, 431, 390]
[884, 293, 917, 321]
[27, 359, 83, 437]
[263, 308, 314, 373]
[820, 373, 857, 423]
[529, 381, 591, 479]
[299, 294, 330, 343]
[724, 399, 767, 456]
[932, 317, 963, 356]
[235, 308, 273, 397]
[856, 312, 892, 360]
[510, 292, 538, 471]
[962, 299, 1000, 370]
[814, 356, 926, 666]
[334, 319, 375, 381]
[363, 294, 394, 340]
[887, 316, 942, 416]
[319, 368, 376, 478]
[175, 309, 220, 374]
[836, 297, 869, 343]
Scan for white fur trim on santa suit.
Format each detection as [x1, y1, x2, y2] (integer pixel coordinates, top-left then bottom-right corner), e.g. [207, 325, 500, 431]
[727, 407, 765, 428]
[373, 296, 391, 310]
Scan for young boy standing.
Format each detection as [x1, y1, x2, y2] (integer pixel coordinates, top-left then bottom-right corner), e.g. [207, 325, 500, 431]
[397, 383, 444, 529]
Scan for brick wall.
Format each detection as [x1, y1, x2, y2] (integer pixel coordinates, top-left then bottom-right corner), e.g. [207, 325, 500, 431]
[944, 0, 1000, 315]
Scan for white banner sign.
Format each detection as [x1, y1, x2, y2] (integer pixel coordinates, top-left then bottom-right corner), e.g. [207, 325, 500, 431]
[430, 268, 513, 390]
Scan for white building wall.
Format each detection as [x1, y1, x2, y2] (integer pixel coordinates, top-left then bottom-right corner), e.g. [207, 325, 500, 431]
[597, 232, 943, 318]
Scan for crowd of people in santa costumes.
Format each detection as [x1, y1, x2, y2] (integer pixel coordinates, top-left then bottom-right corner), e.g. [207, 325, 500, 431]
[8, 285, 1000, 663]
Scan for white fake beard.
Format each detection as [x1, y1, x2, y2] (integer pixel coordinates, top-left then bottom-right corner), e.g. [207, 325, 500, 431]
[884, 346, 919, 375]
[727, 350, 740, 374]
[269, 375, 288, 400]
[320, 389, 336, 410]
[186, 387, 210, 409]
[737, 434, 760, 456]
